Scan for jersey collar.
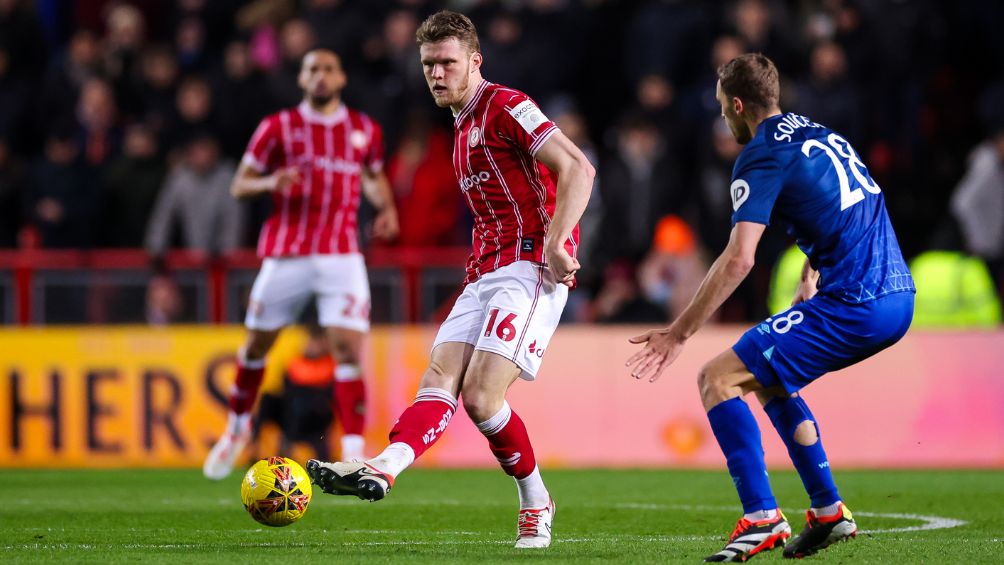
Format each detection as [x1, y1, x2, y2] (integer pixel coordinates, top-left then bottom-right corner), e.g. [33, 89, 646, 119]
[454, 80, 490, 124]
[298, 101, 348, 126]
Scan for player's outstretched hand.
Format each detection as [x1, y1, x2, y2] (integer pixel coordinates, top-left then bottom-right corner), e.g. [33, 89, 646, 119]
[545, 245, 580, 287]
[371, 207, 400, 241]
[626, 328, 686, 382]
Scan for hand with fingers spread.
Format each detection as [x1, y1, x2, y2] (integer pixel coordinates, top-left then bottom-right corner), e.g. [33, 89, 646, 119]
[626, 327, 686, 382]
[545, 243, 580, 288]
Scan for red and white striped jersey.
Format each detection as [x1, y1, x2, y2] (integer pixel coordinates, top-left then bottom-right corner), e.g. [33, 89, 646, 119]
[453, 80, 579, 283]
[242, 102, 384, 257]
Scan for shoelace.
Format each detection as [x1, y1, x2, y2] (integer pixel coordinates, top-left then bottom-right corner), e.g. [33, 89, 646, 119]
[517, 509, 543, 537]
[729, 518, 754, 542]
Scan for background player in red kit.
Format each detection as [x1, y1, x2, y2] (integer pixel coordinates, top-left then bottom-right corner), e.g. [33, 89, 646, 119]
[203, 49, 399, 480]
[307, 11, 594, 548]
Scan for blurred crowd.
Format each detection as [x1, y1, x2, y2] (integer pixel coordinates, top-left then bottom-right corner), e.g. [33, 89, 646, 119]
[1, 0, 1002, 324]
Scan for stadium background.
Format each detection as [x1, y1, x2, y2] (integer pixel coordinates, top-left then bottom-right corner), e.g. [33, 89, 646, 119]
[0, 0, 1002, 472]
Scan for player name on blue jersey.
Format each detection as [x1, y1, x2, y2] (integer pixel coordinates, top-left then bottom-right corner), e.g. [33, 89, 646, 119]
[730, 112, 915, 303]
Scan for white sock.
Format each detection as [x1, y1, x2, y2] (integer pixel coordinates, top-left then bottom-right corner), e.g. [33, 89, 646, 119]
[516, 466, 549, 510]
[341, 434, 365, 461]
[811, 501, 843, 517]
[366, 442, 415, 477]
[226, 411, 251, 437]
[744, 508, 778, 522]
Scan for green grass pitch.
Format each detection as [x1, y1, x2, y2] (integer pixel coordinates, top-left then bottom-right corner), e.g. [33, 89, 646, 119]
[3, 468, 1002, 563]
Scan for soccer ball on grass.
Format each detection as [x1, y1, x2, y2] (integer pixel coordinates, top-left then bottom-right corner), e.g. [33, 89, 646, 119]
[240, 456, 312, 526]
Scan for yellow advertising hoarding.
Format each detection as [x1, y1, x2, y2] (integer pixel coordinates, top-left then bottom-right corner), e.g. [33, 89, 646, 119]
[2, 326, 1003, 468]
[0, 327, 305, 467]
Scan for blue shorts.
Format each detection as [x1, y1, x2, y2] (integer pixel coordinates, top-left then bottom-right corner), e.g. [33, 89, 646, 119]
[733, 291, 915, 394]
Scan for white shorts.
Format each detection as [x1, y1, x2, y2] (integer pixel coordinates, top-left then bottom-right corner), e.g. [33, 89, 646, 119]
[245, 254, 370, 332]
[433, 261, 568, 380]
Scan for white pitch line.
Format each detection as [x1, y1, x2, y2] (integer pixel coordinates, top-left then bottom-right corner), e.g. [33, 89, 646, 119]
[611, 503, 968, 534]
[338, 534, 718, 547]
[854, 512, 968, 534]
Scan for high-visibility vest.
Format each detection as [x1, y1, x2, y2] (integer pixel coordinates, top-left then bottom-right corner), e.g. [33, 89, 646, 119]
[768, 245, 807, 316]
[910, 251, 1001, 328]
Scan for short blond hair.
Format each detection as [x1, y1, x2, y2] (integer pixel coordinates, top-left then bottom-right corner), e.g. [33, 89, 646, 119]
[415, 10, 480, 53]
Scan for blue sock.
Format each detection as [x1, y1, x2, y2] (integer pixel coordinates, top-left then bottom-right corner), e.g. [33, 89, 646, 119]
[707, 397, 777, 513]
[764, 396, 840, 508]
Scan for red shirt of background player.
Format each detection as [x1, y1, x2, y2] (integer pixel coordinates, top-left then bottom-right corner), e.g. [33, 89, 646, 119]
[243, 102, 384, 258]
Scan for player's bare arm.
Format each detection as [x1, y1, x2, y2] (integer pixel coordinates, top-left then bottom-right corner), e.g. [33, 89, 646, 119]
[360, 169, 399, 241]
[626, 221, 765, 382]
[534, 131, 595, 286]
[230, 162, 301, 199]
[792, 258, 820, 305]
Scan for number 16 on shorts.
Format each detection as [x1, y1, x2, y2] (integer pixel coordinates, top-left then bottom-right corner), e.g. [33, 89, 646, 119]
[484, 308, 519, 342]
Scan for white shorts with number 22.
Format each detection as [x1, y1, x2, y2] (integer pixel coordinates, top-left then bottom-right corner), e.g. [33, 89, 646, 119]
[433, 260, 568, 380]
[245, 254, 370, 332]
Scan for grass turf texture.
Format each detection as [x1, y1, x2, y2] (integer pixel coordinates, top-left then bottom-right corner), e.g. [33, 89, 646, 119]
[3, 468, 1001, 563]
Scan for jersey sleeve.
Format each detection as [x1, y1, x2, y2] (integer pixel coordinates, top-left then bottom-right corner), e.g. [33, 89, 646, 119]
[496, 91, 558, 157]
[730, 142, 782, 226]
[241, 116, 281, 173]
[362, 117, 385, 173]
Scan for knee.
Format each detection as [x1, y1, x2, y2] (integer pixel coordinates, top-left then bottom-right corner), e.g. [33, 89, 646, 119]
[419, 358, 459, 392]
[697, 364, 722, 400]
[697, 362, 743, 408]
[792, 419, 818, 446]
[460, 385, 502, 423]
[243, 334, 273, 360]
[331, 339, 358, 364]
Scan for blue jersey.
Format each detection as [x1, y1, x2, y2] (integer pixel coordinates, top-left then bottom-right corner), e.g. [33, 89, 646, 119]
[729, 112, 915, 303]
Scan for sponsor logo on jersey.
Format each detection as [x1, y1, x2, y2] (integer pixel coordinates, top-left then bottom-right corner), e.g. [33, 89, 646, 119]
[458, 171, 491, 191]
[468, 126, 481, 147]
[521, 238, 535, 252]
[508, 100, 548, 135]
[528, 340, 544, 358]
[309, 155, 362, 175]
[730, 179, 750, 211]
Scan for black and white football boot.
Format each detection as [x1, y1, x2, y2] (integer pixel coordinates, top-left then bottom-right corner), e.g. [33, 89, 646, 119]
[704, 511, 791, 562]
[305, 459, 393, 501]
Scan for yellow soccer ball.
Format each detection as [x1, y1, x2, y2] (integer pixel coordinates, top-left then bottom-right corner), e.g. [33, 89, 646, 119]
[240, 457, 312, 527]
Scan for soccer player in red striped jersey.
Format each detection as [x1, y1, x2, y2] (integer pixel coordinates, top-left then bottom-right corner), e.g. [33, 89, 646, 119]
[307, 11, 594, 549]
[203, 49, 399, 480]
